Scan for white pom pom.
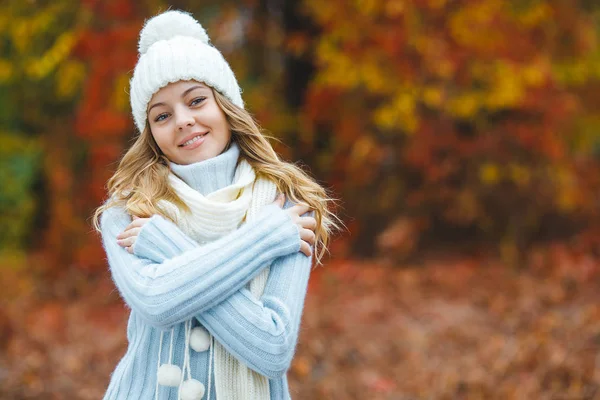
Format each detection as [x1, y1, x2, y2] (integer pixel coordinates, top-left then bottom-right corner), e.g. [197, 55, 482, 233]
[180, 379, 205, 400]
[157, 364, 182, 387]
[139, 10, 209, 55]
[189, 327, 211, 352]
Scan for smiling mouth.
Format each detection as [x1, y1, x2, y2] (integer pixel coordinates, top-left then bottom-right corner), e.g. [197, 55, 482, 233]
[179, 133, 208, 147]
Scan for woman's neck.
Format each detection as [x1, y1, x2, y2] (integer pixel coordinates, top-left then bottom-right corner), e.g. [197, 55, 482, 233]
[169, 143, 240, 196]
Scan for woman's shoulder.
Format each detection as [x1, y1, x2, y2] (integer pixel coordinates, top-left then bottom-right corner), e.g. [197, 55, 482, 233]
[99, 203, 131, 233]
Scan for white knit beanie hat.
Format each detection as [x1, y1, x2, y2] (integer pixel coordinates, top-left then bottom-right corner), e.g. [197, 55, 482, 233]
[129, 10, 244, 133]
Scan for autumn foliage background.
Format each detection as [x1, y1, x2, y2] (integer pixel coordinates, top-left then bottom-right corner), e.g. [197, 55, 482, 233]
[2, 0, 600, 399]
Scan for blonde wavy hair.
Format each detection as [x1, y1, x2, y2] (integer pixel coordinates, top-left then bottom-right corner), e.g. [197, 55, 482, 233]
[92, 88, 340, 265]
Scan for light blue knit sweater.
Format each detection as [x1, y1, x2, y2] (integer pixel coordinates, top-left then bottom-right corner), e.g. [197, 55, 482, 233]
[100, 144, 312, 399]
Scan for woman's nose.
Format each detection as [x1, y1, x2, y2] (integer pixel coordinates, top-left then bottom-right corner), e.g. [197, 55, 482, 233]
[175, 108, 195, 130]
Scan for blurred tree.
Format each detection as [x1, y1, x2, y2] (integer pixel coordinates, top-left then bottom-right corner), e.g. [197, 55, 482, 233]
[69, 0, 143, 270]
[0, 1, 82, 269]
[1, 0, 154, 271]
[4, 0, 600, 273]
[299, 0, 600, 260]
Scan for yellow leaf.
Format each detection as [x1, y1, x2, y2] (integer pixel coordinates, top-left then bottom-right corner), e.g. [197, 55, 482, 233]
[448, 93, 479, 118]
[429, 0, 447, 10]
[479, 163, 500, 184]
[111, 73, 131, 112]
[0, 59, 13, 83]
[361, 61, 386, 93]
[422, 86, 443, 107]
[449, 0, 504, 50]
[373, 91, 419, 133]
[373, 106, 396, 130]
[384, 1, 405, 17]
[0, 14, 8, 33]
[508, 163, 530, 186]
[354, 0, 378, 16]
[557, 189, 576, 212]
[56, 60, 86, 99]
[521, 60, 547, 87]
[516, 3, 552, 27]
[350, 135, 376, 164]
[26, 31, 78, 80]
[315, 39, 360, 89]
[485, 62, 525, 109]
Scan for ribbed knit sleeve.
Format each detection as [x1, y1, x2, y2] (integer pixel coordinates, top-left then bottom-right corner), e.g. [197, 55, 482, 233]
[197, 250, 312, 379]
[132, 214, 198, 262]
[130, 201, 314, 379]
[121, 202, 314, 379]
[99, 204, 301, 330]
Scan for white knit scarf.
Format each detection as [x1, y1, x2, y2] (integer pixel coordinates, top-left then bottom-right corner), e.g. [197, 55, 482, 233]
[160, 159, 275, 400]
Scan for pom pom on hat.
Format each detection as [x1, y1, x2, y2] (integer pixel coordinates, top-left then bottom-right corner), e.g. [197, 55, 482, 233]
[129, 9, 244, 134]
[138, 10, 209, 55]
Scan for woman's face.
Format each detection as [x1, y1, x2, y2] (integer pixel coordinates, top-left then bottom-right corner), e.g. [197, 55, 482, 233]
[147, 80, 231, 165]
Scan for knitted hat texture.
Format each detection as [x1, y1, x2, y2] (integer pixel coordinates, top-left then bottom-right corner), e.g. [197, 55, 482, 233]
[129, 10, 244, 133]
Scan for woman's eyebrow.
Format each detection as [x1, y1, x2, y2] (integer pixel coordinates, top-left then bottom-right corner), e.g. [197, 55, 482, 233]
[147, 102, 165, 114]
[181, 85, 206, 97]
[147, 85, 207, 113]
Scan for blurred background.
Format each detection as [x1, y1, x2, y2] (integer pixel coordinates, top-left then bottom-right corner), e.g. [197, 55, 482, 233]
[1, 0, 600, 398]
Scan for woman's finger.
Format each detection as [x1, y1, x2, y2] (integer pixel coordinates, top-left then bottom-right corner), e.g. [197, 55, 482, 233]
[129, 217, 151, 228]
[118, 219, 150, 238]
[298, 216, 317, 231]
[124, 218, 150, 231]
[299, 241, 312, 257]
[117, 236, 136, 248]
[117, 226, 134, 239]
[291, 203, 311, 216]
[117, 227, 142, 240]
[300, 228, 316, 246]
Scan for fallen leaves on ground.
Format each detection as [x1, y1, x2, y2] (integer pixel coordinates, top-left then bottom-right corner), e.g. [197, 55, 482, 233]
[2, 250, 600, 399]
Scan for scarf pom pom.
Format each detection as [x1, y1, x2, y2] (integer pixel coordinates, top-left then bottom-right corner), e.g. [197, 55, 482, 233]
[157, 364, 182, 387]
[180, 379, 205, 400]
[190, 327, 211, 352]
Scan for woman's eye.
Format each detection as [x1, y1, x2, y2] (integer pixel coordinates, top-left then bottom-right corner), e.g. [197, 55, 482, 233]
[155, 113, 169, 122]
[190, 97, 206, 106]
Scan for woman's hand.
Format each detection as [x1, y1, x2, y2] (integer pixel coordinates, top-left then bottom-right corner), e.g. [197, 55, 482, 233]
[274, 194, 317, 257]
[117, 216, 151, 254]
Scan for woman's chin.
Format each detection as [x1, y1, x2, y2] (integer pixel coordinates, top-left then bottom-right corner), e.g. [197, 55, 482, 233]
[170, 141, 230, 165]
[178, 150, 217, 165]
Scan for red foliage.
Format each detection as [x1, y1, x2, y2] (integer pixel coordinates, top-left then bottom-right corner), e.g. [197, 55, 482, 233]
[299, 0, 600, 256]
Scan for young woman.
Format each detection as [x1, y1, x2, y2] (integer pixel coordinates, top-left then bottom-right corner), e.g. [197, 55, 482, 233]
[93, 9, 338, 400]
